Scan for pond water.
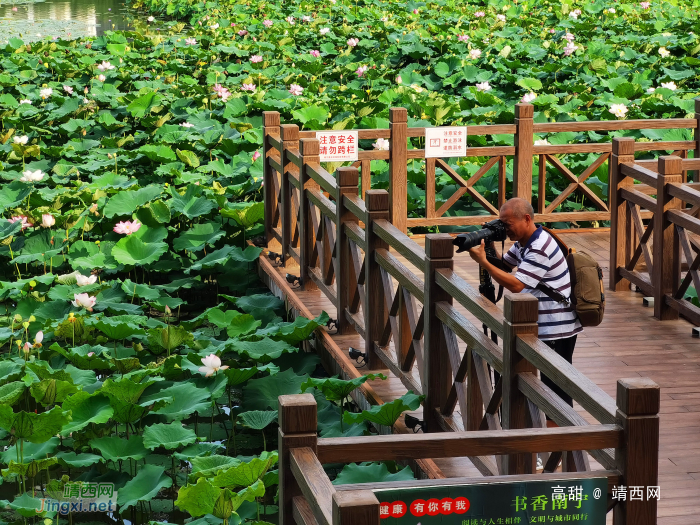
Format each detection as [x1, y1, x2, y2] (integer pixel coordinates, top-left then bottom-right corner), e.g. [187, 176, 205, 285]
[0, 0, 131, 43]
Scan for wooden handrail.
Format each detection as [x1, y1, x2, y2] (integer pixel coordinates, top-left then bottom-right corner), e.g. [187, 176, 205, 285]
[620, 187, 657, 211]
[516, 334, 617, 424]
[372, 219, 426, 268]
[435, 302, 503, 372]
[344, 222, 365, 251]
[306, 163, 338, 199]
[517, 373, 615, 470]
[343, 194, 366, 221]
[668, 208, 700, 236]
[668, 182, 700, 208]
[435, 268, 505, 338]
[533, 118, 696, 132]
[315, 425, 622, 464]
[307, 188, 336, 220]
[268, 134, 283, 151]
[290, 448, 334, 525]
[375, 248, 424, 302]
[620, 162, 659, 186]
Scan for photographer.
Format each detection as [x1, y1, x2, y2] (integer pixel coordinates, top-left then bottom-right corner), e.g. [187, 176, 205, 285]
[465, 198, 582, 425]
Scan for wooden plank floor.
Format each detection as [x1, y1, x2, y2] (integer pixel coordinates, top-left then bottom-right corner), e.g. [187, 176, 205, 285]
[269, 229, 700, 525]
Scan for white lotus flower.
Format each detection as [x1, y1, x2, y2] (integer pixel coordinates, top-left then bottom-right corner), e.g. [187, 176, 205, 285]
[20, 170, 45, 182]
[98, 74, 106, 82]
[476, 81, 492, 92]
[180, 122, 194, 128]
[34, 331, 43, 344]
[63, 85, 74, 95]
[147, 16, 155, 22]
[521, 92, 537, 103]
[319, 27, 330, 35]
[198, 354, 229, 377]
[534, 139, 550, 146]
[608, 7, 616, 13]
[72, 293, 97, 310]
[610, 103, 628, 118]
[40, 88, 53, 99]
[646, 87, 656, 94]
[469, 48, 482, 59]
[97, 61, 115, 71]
[41, 214, 55, 228]
[497, 14, 506, 21]
[373, 138, 390, 151]
[19, 99, 32, 105]
[660, 81, 677, 90]
[658, 47, 670, 58]
[76, 274, 97, 286]
[13, 135, 28, 145]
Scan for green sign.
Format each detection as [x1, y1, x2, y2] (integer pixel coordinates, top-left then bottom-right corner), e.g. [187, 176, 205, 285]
[373, 477, 607, 524]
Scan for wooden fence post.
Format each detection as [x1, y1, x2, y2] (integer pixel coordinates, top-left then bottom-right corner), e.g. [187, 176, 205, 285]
[364, 190, 390, 369]
[280, 124, 299, 267]
[299, 138, 320, 291]
[332, 491, 380, 525]
[694, 98, 700, 183]
[609, 137, 635, 291]
[336, 167, 360, 334]
[653, 156, 682, 320]
[513, 103, 534, 201]
[263, 111, 281, 249]
[502, 294, 539, 474]
[423, 234, 454, 432]
[613, 378, 660, 525]
[278, 394, 318, 525]
[389, 107, 408, 233]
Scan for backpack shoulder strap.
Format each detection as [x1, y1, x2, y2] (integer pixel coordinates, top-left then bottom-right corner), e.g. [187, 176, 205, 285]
[540, 225, 571, 256]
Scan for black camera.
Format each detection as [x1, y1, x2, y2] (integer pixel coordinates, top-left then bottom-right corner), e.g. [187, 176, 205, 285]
[452, 219, 508, 253]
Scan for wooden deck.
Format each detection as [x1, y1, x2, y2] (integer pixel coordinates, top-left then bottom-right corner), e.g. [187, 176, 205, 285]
[264, 228, 700, 525]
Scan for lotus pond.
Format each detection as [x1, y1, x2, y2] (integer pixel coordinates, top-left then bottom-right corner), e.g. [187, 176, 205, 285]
[0, 0, 699, 523]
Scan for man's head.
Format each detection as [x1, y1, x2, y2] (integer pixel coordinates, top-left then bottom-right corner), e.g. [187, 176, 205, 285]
[499, 198, 537, 244]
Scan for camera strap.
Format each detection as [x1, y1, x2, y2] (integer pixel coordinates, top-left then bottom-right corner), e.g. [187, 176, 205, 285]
[535, 282, 571, 306]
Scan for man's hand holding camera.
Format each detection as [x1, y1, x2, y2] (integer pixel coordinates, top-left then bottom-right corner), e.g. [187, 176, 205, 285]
[467, 239, 488, 266]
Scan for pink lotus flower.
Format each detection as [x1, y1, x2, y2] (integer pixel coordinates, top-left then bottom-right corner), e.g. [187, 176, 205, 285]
[458, 35, 469, 42]
[412, 8, 419, 14]
[347, 38, 359, 47]
[199, 354, 229, 377]
[521, 92, 537, 103]
[185, 37, 197, 45]
[113, 220, 142, 235]
[41, 214, 55, 228]
[23, 342, 32, 354]
[250, 55, 263, 63]
[563, 42, 578, 56]
[310, 50, 320, 58]
[564, 32, 575, 42]
[238, 29, 248, 36]
[252, 151, 261, 162]
[263, 19, 273, 27]
[301, 15, 311, 22]
[288, 84, 303, 96]
[549, 29, 556, 34]
[356, 65, 368, 77]
[97, 74, 106, 82]
[20, 169, 44, 182]
[395, 75, 402, 84]
[87, 352, 95, 357]
[64, 85, 74, 95]
[9, 216, 33, 229]
[469, 49, 482, 59]
[76, 274, 97, 286]
[497, 14, 506, 22]
[286, 16, 295, 24]
[72, 293, 96, 311]
[213, 83, 232, 101]
[569, 8, 582, 18]
[639, 1, 650, 8]
[241, 83, 256, 92]
[474, 11, 485, 17]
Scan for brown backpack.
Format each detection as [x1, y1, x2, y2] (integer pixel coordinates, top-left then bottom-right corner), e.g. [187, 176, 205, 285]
[538, 227, 605, 327]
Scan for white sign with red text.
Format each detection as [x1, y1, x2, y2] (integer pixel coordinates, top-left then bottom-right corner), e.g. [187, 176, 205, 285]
[424, 126, 467, 158]
[315, 131, 359, 162]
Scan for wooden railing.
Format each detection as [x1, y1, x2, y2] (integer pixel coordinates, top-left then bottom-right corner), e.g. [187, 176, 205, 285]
[263, 100, 700, 235]
[610, 136, 700, 324]
[278, 381, 660, 525]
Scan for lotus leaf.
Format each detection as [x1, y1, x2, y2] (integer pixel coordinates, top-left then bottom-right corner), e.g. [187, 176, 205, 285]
[301, 373, 387, 402]
[61, 392, 114, 433]
[238, 411, 277, 431]
[0, 406, 71, 443]
[210, 451, 278, 488]
[112, 236, 169, 266]
[332, 462, 415, 485]
[342, 391, 424, 427]
[143, 422, 198, 450]
[242, 369, 308, 410]
[89, 435, 149, 462]
[118, 464, 173, 511]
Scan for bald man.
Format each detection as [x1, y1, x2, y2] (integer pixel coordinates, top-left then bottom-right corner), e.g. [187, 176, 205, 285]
[467, 198, 582, 425]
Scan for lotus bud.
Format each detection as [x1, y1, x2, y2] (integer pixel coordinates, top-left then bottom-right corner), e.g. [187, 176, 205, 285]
[23, 322, 30, 329]
[28, 315, 36, 322]
[165, 305, 172, 315]
[35, 331, 43, 344]
[134, 343, 144, 352]
[14, 315, 22, 323]
[23, 342, 32, 354]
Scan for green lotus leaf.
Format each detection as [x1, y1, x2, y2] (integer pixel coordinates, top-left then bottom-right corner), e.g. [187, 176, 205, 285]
[147, 325, 193, 354]
[55, 451, 104, 468]
[173, 442, 224, 462]
[301, 374, 387, 403]
[169, 185, 217, 219]
[151, 382, 212, 422]
[186, 246, 234, 273]
[1, 437, 59, 464]
[86, 315, 147, 340]
[101, 377, 158, 404]
[121, 279, 162, 300]
[222, 366, 260, 386]
[227, 338, 296, 363]
[176, 148, 200, 167]
[256, 312, 329, 344]
[0, 219, 22, 240]
[0, 381, 26, 405]
[220, 202, 264, 228]
[49, 343, 112, 370]
[0, 361, 24, 385]
[139, 144, 177, 163]
[118, 464, 173, 511]
[175, 477, 223, 517]
[190, 455, 241, 479]
[242, 369, 309, 410]
[8, 492, 54, 518]
[0, 406, 71, 443]
[173, 222, 225, 252]
[103, 185, 163, 218]
[238, 411, 277, 431]
[342, 391, 424, 427]
[0, 182, 31, 214]
[211, 452, 278, 489]
[332, 463, 415, 485]
[143, 422, 197, 450]
[89, 435, 149, 462]
[112, 235, 169, 266]
[30, 379, 79, 406]
[127, 91, 163, 118]
[61, 392, 114, 433]
[235, 294, 283, 314]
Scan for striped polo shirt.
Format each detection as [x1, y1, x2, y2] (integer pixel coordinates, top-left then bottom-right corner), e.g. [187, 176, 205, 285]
[502, 227, 582, 341]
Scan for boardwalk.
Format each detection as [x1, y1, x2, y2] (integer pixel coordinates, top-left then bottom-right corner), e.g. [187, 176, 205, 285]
[262, 228, 700, 525]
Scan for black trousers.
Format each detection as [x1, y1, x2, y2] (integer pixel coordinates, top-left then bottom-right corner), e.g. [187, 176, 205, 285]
[540, 335, 577, 419]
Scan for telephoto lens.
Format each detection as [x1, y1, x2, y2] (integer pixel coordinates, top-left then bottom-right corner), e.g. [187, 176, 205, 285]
[452, 219, 508, 253]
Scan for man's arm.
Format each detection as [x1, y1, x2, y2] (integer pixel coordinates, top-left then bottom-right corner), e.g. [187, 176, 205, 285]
[469, 240, 525, 293]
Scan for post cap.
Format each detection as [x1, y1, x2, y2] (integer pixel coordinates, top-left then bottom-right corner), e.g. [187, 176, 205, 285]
[263, 111, 280, 127]
[300, 138, 320, 157]
[425, 233, 454, 259]
[337, 166, 359, 187]
[280, 123, 299, 141]
[365, 189, 390, 212]
[658, 155, 682, 177]
[504, 294, 539, 324]
[278, 394, 317, 433]
[612, 137, 635, 156]
[616, 377, 660, 416]
[333, 490, 380, 525]
[515, 103, 534, 119]
[389, 107, 408, 123]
